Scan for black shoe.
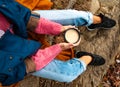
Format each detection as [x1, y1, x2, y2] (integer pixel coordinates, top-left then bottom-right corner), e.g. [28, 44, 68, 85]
[87, 13, 116, 30]
[76, 51, 105, 66]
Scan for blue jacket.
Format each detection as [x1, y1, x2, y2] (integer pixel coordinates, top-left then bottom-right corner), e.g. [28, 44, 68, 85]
[0, 0, 31, 38]
[0, 0, 41, 86]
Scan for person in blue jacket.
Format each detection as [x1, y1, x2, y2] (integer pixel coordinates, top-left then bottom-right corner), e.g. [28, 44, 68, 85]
[0, 0, 41, 85]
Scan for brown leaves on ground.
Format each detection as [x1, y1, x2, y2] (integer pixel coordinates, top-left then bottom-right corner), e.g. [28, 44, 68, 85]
[101, 53, 120, 87]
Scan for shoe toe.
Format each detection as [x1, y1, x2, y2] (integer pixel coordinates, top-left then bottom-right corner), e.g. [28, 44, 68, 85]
[104, 19, 116, 28]
[97, 56, 105, 65]
[90, 55, 105, 65]
[110, 19, 116, 27]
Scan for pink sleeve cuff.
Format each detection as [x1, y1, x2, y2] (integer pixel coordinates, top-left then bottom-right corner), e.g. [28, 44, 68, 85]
[32, 44, 62, 71]
[35, 17, 62, 35]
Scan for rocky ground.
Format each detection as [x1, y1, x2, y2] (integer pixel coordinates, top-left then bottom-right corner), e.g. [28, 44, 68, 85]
[19, 0, 120, 87]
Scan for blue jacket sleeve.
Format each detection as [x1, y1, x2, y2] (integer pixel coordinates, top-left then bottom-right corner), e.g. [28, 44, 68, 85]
[0, 0, 31, 38]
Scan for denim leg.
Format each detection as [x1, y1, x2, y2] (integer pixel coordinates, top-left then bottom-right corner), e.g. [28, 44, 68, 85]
[32, 58, 87, 82]
[34, 10, 93, 26]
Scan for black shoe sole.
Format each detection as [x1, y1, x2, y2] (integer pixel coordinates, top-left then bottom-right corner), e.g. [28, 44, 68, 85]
[87, 26, 115, 31]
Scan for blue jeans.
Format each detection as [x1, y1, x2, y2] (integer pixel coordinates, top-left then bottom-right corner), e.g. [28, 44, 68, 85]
[34, 9, 93, 26]
[32, 58, 86, 82]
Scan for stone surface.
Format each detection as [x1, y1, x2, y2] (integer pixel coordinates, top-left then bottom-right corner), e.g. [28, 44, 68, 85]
[90, 0, 100, 14]
[19, 0, 120, 87]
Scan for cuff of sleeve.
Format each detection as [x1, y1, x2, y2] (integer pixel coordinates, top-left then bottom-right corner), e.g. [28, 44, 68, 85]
[49, 44, 62, 55]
